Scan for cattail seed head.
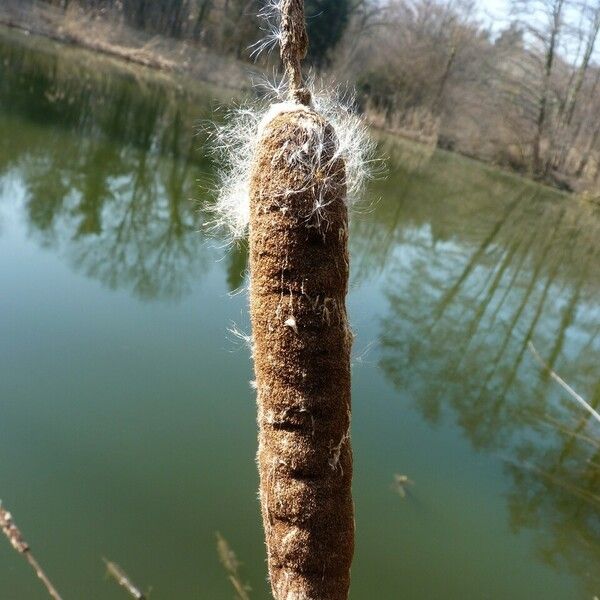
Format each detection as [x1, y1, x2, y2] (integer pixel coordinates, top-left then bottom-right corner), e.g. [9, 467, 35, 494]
[249, 107, 354, 599]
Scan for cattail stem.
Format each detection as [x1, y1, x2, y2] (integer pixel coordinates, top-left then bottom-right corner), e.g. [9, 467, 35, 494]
[250, 103, 354, 598]
[215, 0, 373, 591]
[280, 0, 311, 105]
[0, 504, 63, 600]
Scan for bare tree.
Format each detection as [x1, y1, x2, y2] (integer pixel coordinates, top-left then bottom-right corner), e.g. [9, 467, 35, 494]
[511, 0, 569, 175]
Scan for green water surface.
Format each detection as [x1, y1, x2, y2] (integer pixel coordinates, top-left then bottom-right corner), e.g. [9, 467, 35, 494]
[1, 26, 599, 600]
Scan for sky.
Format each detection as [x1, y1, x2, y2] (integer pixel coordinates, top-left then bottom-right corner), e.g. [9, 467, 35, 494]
[476, 0, 600, 64]
[478, 0, 511, 30]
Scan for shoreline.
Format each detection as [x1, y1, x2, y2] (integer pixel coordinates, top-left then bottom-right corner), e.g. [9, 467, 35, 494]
[0, 5, 177, 71]
[0, 5, 588, 196]
[0, 2, 259, 93]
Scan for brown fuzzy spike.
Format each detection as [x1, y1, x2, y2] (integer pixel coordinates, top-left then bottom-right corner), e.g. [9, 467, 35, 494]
[249, 107, 354, 600]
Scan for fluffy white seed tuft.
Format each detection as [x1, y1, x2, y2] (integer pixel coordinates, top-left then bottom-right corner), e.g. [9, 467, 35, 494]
[208, 80, 376, 240]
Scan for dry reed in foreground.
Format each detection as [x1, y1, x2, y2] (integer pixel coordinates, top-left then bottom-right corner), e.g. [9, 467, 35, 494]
[528, 341, 600, 425]
[216, 532, 251, 600]
[0, 502, 63, 600]
[103, 557, 147, 599]
[391, 474, 414, 499]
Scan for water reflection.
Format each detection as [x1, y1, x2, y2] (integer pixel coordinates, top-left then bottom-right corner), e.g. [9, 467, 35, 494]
[0, 29, 226, 301]
[366, 152, 600, 593]
[225, 241, 249, 293]
[2, 26, 600, 597]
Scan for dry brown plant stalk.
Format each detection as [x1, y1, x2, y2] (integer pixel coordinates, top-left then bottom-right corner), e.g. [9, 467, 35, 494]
[250, 104, 354, 600]
[0, 503, 63, 600]
[103, 557, 146, 599]
[248, 4, 355, 590]
[216, 532, 251, 600]
[248, 4, 355, 598]
[210, 1, 355, 597]
[528, 341, 600, 424]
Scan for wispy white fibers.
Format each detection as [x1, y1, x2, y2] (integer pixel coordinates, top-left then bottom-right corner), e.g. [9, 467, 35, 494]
[209, 80, 377, 240]
[249, 0, 285, 59]
[208, 0, 377, 240]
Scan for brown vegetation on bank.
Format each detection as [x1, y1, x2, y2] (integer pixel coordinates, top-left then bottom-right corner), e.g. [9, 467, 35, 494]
[0, 0, 259, 90]
[3, 0, 600, 192]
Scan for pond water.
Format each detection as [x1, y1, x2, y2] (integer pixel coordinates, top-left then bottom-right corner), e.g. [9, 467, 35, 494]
[1, 26, 599, 600]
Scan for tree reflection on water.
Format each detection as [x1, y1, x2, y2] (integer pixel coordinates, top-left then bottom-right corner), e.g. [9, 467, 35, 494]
[0, 29, 227, 301]
[363, 149, 600, 595]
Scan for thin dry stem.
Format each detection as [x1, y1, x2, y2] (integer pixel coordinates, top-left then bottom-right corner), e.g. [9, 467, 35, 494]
[216, 532, 251, 600]
[528, 341, 600, 425]
[103, 558, 146, 599]
[0, 503, 63, 600]
[280, 0, 310, 104]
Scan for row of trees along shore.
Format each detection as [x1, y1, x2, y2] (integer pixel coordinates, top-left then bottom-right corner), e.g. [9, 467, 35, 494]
[39, 0, 600, 191]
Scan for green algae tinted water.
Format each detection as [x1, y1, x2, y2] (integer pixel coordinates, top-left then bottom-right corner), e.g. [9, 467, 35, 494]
[0, 26, 599, 600]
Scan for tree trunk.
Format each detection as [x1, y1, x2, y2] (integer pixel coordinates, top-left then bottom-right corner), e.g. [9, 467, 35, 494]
[193, 0, 212, 40]
[564, 9, 600, 128]
[554, 7, 600, 171]
[575, 117, 600, 177]
[433, 43, 457, 115]
[533, 0, 563, 176]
